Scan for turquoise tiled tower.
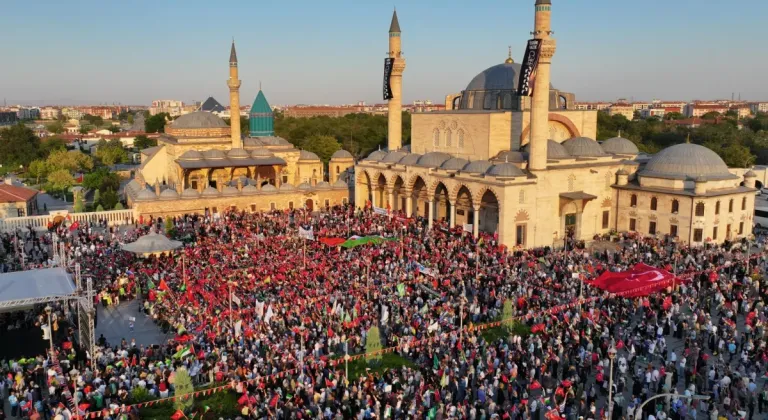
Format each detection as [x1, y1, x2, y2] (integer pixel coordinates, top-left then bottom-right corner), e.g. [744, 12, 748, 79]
[249, 90, 274, 137]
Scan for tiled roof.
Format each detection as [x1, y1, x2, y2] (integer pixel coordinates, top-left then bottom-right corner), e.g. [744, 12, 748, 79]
[0, 184, 38, 203]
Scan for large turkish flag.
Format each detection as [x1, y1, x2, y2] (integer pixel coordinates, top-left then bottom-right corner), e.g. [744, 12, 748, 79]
[589, 263, 678, 297]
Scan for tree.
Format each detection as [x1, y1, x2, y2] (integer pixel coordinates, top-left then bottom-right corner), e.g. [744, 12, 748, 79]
[173, 367, 194, 412]
[83, 168, 120, 192]
[664, 112, 685, 121]
[0, 123, 41, 168]
[114, 201, 125, 210]
[301, 134, 342, 162]
[27, 160, 50, 185]
[100, 190, 119, 209]
[73, 193, 85, 213]
[145, 113, 169, 133]
[47, 169, 75, 192]
[700, 111, 721, 120]
[108, 126, 120, 134]
[94, 139, 128, 166]
[133, 135, 157, 150]
[46, 150, 94, 173]
[78, 126, 90, 135]
[82, 114, 104, 127]
[721, 144, 756, 168]
[93, 189, 101, 207]
[40, 137, 68, 157]
[45, 121, 65, 135]
[96, 204, 104, 212]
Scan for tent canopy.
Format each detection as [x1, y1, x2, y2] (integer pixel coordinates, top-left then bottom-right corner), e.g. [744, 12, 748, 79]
[121, 232, 182, 254]
[0, 268, 77, 309]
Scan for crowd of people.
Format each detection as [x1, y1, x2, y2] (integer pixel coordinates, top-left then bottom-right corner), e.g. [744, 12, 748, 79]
[1, 205, 767, 420]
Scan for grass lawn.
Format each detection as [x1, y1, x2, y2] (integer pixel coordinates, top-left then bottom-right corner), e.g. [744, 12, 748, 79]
[480, 321, 531, 343]
[345, 352, 416, 380]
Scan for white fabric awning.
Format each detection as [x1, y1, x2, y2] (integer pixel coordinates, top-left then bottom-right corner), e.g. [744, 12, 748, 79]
[0, 268, 77, 309]
[121, 232, 182, 254]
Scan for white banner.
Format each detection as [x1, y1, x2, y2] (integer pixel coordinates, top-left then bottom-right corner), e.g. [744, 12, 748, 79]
[234, 320, 242, 337]
[373, 207, 388, 216]
[298, 226, 315, 241]
[463, 224, 473, 233]
[231, 293, 241, 306]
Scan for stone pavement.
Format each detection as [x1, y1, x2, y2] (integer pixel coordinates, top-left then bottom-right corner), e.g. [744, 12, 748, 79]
[95, 299, 168, 348]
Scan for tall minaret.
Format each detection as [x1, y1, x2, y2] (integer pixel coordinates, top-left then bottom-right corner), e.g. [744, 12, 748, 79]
[227, 40, 243, 149]
[528, 0, 556, 171]
[387, 9, 406, 151]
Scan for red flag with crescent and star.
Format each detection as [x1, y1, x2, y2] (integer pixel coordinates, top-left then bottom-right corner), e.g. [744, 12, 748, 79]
[588, 263, 680, 297]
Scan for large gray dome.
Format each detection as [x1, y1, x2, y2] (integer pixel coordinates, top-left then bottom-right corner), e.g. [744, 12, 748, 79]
[416, 152, 452, 168]
[172, 111, 228, 129]
[463, 160, 493, 174]
[642, 143, 734, 180]
[522, 140, 571, 159]
[441, 157, 469, 171]
[493, 151, 527, 163]
[487, 163, 526, 177]
[465, 62, 523, 92]
[602, 137, 639, 155]
[365, 150, 387, 161]
[398, 153, 422, 165]
[562, 137, 607, 157]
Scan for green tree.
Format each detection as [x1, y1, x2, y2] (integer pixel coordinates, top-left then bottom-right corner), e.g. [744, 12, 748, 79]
[93, 189, 101, 207]
[664, 112, 685, 120]
[28, 160, 50, 185]
[0, 123, 41, 168]
[301, 134, 342, 163]
[73, 193, 85, 213]
[83, 168, 121, 192]
[94, 139, 128, 166]
[700, 111, 721, 120]
[114, 201, 125, 210]
[45, 121, 65, 135]
[78, 126, 90, 135]
[96, 204, 104, 212]
[100, 190, 119, 209]
[133, 135, 157, 150]
[46, 150, 94, 173]
[173, 367, 194, 412]
[145, 113, 169, 133]
[47, 169, 75, 192]
[108, 126, 120, 134]
[721, 144, 756, 168]
[40, 137, 68, 157]
[82, 114, 104, 127]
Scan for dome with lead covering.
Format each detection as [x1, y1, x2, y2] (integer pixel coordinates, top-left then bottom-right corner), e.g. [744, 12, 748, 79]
[279, 183, 296, 191]
[382, 151, 408, 163]
[201, 186, 220, 197]
[261, 183, 277, 192]
[172, 111, 228, 129]
[179, 150, 203, 160]
[493, 151, 527, 163]
[222, 186, 240, 196]
[463, 160, 493, 174]
[416, 152, 452, 168]
[203, 149, 226, 160]
[136, 189, 157, 201]
[297, 182, 312, 191]
[522, 140, 571, 159]
[299, 150, 321, 161]
[242, 184, 259, 194]
[250, 148, 274, 157]
[331, 150, 354, 159]
[181, 188, 199, 198]
[562, 137, 607, 157]
[333, 179, 348, 188]
[441, 158, 469, 171]
[315, 181, 331, 190]
[159, 188, 179, 200]
[642, 143, 734, 180]
[399, 153, 422, 165]
[366, 150, 387, 161]
[602, 136, 639, 155]
[487, 163, 526, 177]
[227, 148, 250, 159]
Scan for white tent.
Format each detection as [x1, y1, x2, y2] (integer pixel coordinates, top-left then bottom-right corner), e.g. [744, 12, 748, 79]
[121, 232, 182, 255]
[0, 268, 77, 310]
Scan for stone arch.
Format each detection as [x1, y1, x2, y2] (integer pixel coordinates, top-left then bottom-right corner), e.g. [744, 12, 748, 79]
[391, 175, 407, 213]
[357, 170, 374, 205]
[411, 175, 430, 218]
[433, 181, 451, 222]
[375, 172, 388, 208]
[472, 185, 500, 207]
[450, 182, 474, 205]
[519, 113, 581, 145]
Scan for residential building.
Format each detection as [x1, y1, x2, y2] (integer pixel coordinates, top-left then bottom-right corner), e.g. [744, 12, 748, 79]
[0, 112, 17, 126]
[749, 102, 768, 114]
[283, 106, 360, 118]
[684, 103, 729, 117]
[16, 107, 40, 120]
[608, 103, 635, 120]
[640, 108, 666, 119]
[40, 107, 62, 120]
[0, 181, 39, 218]
[150, 100, 185, 117]
[62, 108, 83, 120]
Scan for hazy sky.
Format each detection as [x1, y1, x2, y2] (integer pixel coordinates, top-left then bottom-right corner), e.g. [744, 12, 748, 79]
[2, 0, 766, 106]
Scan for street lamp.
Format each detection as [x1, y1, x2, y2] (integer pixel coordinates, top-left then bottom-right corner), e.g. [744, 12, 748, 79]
[607, 346, 617, 419]
[633, 394, 709, 420]
[45, 305, 54, 357]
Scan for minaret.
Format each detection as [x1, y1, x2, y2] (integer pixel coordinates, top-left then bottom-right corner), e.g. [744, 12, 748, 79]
[387, 9, 406, 151]
[227, 40, 243, 149]
[528, 0, 556, 171]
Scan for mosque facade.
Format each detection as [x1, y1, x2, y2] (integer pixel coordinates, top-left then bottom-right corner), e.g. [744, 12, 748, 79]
[355, 1, 758, 248]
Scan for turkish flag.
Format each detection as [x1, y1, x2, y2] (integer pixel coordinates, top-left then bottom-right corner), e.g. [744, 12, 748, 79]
[589, 263, 679, 297]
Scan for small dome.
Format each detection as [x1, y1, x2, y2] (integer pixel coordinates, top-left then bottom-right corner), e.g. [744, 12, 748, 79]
[315, 181, 332, 190]
[487, 163, 526, 177]
[297, 182, 312, 191]
[203, 149, 226, 160]
[159, 188, 179, 200]
[463, 160, 493, 174]
[261, 183, 277, 192]
[616, 168, 629, 176]
[382, 151, 408, 163]
[179, 150, 203, 160]
[172, 111, 228, 129]
[493, 151, 527, 163]
[366, 150, 387, 161]
[222, 186, 240, 196]
[602, 137, 639, 155]
[441, 157, 469, 171]
[250, 148, 274, 157]
[522, 140, 571, 159]
[229, 176, 249, 187]
[398, 153, 422, 165]
[744, 170, 757, 178]
[181, 188, 199, 198]
[227, 148, 250, 159]
[136, 189, 157, 201]
[242, 184, 259, 194]
[331, 150, 353, 160]
[642, 143, 733, 181]
[416, 152, 452, 168]
[279, 183, 296, 191]
[201, 186, 220, 197]
[332, 179, 348, 189]
[562, 137, 607, 157]
[299, 150, 321, 161]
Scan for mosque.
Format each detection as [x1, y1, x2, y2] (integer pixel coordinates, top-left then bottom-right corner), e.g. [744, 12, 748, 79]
[355, 0, 758, 248]
[126, 42, 355, 215]
[126, 0, 757, 248]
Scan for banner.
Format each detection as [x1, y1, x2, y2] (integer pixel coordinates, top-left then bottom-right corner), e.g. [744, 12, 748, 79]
[588, 263, 678, 297]
[319, 237, 346, 247]
[414, 262, 436, 277]
[517, 39, 542, 96]
[298, 226, 315, 241]
[231, 293, 241, 306]
[373, 206, 388, 216]
[383, 58, 395, 100]
[463, 224, 473, 233]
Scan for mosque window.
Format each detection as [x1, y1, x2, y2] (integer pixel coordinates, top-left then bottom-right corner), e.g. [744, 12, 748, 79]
[630, 194, 637, 207]
[728, 199, 733, 213]
[458, 130, 465, 148]
[715, 200, 720, 215]
[650, 197, 657, 211]
[342, 198, 348, 205]
[671, 199, 679, 214]
[483, 94, 493, 110]
[289, 201, 294, 210]
[712, 226, 718, 240]
[629, 218, 636, 231]
[649, 221, 657, 235]
[270, 202, 276, 211]
[250, 204, 256, 212]
[693, 228, 703, 242]
[496, 95, 503, 109]
[519, 189, 525, 204]
[336, 166, 340, 174]
[670, 224, 678, 237]
[503, 93, 513, 109]
[433, 129, 440, 147]
[602, 211, 610, 229]
[445, 129, 452, 147]
[739, 222, 744, 235]
[695, 202, 705, 217]
[742, 196, 747, 210]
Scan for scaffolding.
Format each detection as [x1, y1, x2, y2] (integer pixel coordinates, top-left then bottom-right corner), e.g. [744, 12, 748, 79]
[74, 264, 95, 359]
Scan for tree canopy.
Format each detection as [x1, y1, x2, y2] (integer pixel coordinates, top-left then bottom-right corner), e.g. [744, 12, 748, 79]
[133, 135, 157, 150]
[145, 113, 169, 133]
[295, 135, 341, 163]
[0, 123, 41, 168]
[94, 139, 128, 166]
[45, 121, 65, 135]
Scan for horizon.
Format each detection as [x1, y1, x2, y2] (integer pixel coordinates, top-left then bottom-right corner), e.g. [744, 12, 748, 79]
[2, 0, 767, 106]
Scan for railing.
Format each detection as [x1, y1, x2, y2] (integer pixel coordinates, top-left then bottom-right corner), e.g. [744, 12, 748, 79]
[0, 209, 135, 232]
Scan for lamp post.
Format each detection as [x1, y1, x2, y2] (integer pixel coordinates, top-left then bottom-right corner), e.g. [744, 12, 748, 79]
[45, 305, 54, 357]
[633, 393, 709, 420]
[607, 346, 617, 420]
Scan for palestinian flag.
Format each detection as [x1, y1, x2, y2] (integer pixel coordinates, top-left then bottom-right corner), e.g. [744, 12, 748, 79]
[173, 345, 193, 359]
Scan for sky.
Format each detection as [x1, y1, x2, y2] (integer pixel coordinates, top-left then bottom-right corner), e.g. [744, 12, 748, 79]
[1, 0, 767, 106]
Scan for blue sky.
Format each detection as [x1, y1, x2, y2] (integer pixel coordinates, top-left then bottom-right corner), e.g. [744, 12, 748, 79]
[1, 0, 766, 106]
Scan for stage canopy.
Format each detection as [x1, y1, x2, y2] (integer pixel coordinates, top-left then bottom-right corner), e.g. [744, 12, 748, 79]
[121, 232, 182, 255]
[0, 267, 77, 310]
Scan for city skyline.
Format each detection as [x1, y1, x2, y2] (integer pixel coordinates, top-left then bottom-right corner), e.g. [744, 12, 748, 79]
[2, 0, 767, 106]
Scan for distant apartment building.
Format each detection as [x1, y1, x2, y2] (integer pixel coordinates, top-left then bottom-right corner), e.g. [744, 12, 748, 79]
[750, 102, 768, 114]
[283, 106, 361, 118]
[14, 107, 40, 120]
[632, 102, 651, 111]
[608, 103, 635, 120]
[40, 107, 62, 120]
[83, 106, 115, 119]
[150, 100, 185, 117]
[62, 108, 83, 120]
[684, 104, 729, 118]
[640, 108, 667, 119]
[0, 112, 17, 126]
[730, 105, 752, 119]
[575, 102, 611, 111]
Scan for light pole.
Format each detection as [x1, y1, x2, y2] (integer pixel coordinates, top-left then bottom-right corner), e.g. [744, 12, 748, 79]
[45, 305, 54, 357]
[607, 346, 617, 420]
[633, 393, 709, 420]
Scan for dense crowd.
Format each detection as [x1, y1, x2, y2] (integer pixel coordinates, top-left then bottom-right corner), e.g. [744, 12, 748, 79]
[1, 205, 767, 420]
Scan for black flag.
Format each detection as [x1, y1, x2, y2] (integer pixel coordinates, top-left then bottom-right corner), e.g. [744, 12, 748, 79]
[383, 58, 395, 100]
[517, 39, 542, 97]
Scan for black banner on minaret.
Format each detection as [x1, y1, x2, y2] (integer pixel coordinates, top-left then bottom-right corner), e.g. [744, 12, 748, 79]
[383, 58, 395, 100]
[517, 39, 542, 97]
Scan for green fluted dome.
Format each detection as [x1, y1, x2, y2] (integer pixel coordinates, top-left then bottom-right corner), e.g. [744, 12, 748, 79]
[249, 90, 274, 137]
